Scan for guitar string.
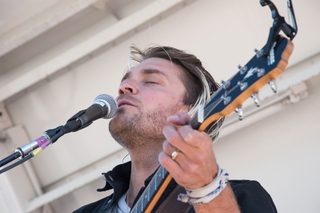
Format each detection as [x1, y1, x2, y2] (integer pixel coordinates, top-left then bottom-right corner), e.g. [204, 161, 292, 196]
[202, 98, 225, 140]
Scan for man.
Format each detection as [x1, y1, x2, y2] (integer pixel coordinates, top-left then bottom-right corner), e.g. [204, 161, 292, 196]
[74, 46, 277, 213]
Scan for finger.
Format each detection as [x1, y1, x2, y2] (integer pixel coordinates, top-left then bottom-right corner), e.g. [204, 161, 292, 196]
[179, 126, 211, 148]
[159, 151, 208, 188]
[162, 138, 195, 172]
[162, 125, 192, 154]
[158, 151, 184, 175]
[162, 140, 177, 155]
[178, 125, 195, 143]
[167, 111, 191, 126]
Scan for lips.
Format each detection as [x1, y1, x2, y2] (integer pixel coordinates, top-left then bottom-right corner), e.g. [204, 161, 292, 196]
[117, 99, 136, 108]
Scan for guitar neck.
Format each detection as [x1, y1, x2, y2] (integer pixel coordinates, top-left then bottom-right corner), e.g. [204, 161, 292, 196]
[130, 166, 172, 213]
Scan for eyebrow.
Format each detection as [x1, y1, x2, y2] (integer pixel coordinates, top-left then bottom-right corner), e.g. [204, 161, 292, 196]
[121, 72, 131, 82]
[121, 68, 167, 82]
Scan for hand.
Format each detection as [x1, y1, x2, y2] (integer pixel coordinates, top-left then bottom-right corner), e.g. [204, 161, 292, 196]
[158, 111, 219, 189]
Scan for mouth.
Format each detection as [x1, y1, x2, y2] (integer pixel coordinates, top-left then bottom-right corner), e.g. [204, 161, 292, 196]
[117, 99, 136, 108]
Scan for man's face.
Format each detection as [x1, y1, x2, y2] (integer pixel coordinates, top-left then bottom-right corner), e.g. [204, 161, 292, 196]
[109, 58, 189, 150]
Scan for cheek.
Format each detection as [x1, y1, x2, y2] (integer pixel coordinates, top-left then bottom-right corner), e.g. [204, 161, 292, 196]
[148, 94, 184, 112]
[142, 92, 171, 108]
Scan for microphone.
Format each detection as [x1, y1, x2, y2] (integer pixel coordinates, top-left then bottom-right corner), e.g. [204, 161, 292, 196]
[77, 94, 118, 127]
[62, 94, 118, 133]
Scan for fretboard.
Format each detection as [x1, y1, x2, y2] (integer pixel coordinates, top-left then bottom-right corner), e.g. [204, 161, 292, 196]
[130, 166, 172, 213]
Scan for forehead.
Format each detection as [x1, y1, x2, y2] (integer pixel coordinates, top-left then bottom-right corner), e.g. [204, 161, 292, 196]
[122, 58, 185, 81]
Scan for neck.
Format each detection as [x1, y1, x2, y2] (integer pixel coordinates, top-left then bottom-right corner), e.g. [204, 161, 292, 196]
[126, 145, 162, 207]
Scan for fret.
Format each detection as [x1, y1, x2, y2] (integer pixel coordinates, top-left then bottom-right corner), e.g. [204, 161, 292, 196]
[155, 170, 157, 190]
[162, 167, 164, 178]
[141, 197, 143, 212]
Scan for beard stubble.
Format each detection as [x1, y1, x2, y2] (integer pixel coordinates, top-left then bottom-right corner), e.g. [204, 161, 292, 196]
[109, 100, 183, 150]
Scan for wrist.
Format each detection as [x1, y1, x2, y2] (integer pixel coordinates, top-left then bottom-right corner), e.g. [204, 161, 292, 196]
[178, 165, 229, 205]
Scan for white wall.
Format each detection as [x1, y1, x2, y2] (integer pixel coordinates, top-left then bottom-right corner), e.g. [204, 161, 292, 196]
[215, 73, 320, 213]
[1, 0, 319, 212]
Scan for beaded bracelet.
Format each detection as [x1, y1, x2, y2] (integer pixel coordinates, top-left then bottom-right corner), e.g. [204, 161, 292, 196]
[177, 165, 229, 205]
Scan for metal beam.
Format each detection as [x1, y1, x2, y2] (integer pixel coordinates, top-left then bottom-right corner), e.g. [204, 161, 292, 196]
[0, 0, 194, 103]
[0, 0, 100, 58]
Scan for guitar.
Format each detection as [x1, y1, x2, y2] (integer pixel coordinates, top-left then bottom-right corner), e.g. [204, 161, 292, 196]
[130, 0, 297, 212]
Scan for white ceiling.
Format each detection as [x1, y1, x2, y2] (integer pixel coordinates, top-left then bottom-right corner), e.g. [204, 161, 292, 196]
[0, 0, 61, 36]
[0, 0, 155, 57]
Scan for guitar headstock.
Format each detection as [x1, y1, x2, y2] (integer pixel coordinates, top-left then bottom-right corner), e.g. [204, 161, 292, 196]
[190, 35, 294, 132]
[189, 0, 298, 133]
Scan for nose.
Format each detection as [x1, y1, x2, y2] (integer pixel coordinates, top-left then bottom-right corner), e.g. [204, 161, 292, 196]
[118, 80, 138, 95]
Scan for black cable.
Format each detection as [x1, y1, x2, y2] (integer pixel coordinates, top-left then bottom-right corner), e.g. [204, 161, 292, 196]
[49, 129, 65, 143]
[0, 152, 21, 168]
[0, 154, 33, 174]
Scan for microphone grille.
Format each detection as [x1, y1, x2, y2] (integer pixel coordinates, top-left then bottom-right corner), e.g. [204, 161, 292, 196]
[94, 94, 118, 119]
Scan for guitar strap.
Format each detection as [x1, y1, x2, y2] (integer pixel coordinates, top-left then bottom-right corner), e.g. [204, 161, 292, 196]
[155, 185, 192, 213]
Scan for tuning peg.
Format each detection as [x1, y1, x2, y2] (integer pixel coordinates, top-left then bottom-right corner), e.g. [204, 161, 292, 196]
[235, 106, 243, 121]
[237, 81, 248, 91]
[238, 65, 247, 74]
[251, 93, 260, 107]
[254, 48, 263, 58]
[220, 80, 231, 90]
[268, 79, 277, 93]
[255, 68, 265, 77]
[221, 95, 231, 105]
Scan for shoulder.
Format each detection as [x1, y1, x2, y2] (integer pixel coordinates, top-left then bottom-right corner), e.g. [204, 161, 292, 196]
[229, 180, 277, 213]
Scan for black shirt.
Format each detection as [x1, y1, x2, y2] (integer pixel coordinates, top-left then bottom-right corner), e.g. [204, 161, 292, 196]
[73, 162, 277, 213]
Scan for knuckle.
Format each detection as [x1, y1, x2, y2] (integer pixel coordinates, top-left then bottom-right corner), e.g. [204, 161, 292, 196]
[165, 144, 173, 154]
[194, 132, 212, 147]
[162, 125, 171, 134]
[168, 133, 180, 143]
[184, 132, 194, 142]
[160, 155, 170, 166]
[196, 154, 206, 163]
[162, 141, 169, 152]
[194, 131, 205, 141]
[189, 153, 205, 166]
[180, 125, 193, 134]
[180, 128, 195, 142]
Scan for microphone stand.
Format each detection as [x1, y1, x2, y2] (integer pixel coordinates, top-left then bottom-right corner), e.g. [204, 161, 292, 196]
[0, 109, 89, 174]
[0, 126, 63, 174]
